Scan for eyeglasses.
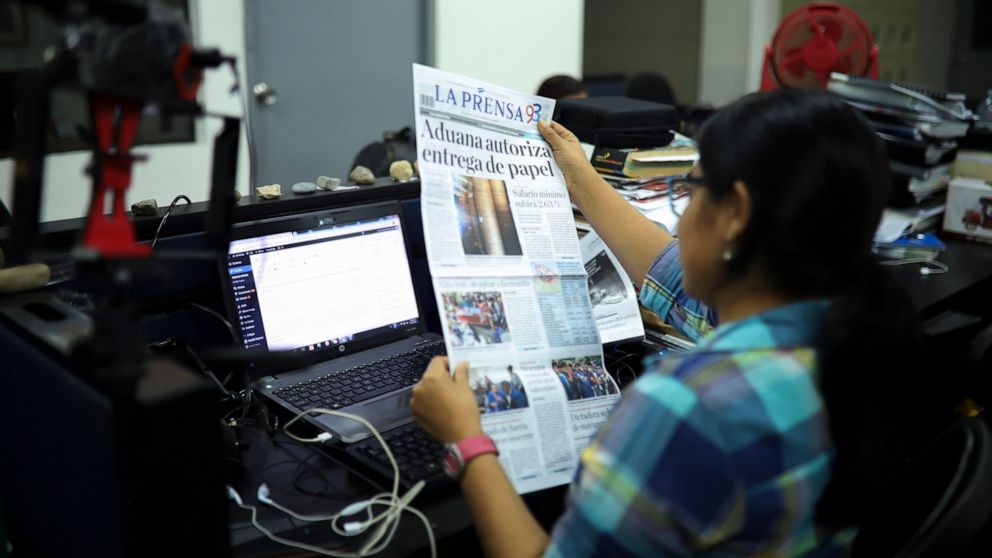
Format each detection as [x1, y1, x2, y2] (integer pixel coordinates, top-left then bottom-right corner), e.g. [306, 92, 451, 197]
[667, 176, 707, 217]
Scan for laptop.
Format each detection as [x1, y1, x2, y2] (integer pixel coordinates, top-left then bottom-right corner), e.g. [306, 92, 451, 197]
[220, 201, 444, 443]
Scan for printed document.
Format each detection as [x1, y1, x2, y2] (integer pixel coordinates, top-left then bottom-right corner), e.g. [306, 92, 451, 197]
[414, 64, 621, 494]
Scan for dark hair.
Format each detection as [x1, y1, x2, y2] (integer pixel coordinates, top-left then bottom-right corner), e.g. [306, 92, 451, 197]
[697, 89, 950, 528]
[537, 75, 587, 100]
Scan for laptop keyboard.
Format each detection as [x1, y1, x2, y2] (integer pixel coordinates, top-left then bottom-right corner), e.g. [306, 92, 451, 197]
[272, 339, 446, 413]
[347, 421, 448, 487]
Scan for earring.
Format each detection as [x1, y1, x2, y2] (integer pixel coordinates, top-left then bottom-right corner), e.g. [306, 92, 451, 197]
[722, 247, 734, 262]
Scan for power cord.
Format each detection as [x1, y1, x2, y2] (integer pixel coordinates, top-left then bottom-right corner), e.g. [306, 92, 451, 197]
[227, 407, 436, 557]
[146, 337, 236, 398]
[151, 194, 192, 248]
[879, 257, 949, 276]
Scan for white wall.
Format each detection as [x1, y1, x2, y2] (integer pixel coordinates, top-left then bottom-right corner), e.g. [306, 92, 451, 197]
[0, 0, 249, 223]
[434, 0, 584, 97]
[698, 0, 781, 106]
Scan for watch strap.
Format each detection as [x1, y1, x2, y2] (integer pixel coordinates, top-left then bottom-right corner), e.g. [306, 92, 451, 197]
[444, 434, 498, 479]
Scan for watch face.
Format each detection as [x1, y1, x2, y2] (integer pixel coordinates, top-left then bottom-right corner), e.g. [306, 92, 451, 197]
[443, 444, 464, 479]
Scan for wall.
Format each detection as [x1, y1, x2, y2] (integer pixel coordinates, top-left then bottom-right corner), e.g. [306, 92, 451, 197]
[433, 0, 584, 97]
[778, 0, 957, 88]
[0, 0, 249, 223]
[583, 0, 702, 104]
[698, 0, 781, 106]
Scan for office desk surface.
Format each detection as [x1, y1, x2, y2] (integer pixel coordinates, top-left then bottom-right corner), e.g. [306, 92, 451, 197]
[888, 238, 992, 320]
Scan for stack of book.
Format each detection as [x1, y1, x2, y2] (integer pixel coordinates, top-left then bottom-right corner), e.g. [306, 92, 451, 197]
[586, 132, 698, 233]
[828, 72, 975, 210]
[873, 231, 946, 260]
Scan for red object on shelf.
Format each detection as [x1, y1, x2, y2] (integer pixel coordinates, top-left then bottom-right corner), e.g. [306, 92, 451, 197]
[81, 96, 151, 257]
[760, 1, 879, 91]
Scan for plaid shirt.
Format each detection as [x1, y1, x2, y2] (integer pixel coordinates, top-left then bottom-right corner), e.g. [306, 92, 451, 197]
[546, 242, 849, 557]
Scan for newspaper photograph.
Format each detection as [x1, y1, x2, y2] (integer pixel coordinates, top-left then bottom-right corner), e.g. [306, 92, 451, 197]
[580, 230, 646, 345]
[414, 64, 620, 494]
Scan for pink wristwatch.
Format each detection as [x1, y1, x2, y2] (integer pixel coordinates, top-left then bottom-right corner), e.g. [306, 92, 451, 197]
[443, 434, 499, 480]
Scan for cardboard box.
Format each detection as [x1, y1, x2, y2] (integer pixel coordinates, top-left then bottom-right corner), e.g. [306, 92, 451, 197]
[952, 149, 992, 181]
[943, 177, 992, 244]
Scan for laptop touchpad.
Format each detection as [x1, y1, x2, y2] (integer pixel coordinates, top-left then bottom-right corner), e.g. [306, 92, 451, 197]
[363, 390, 413, 424]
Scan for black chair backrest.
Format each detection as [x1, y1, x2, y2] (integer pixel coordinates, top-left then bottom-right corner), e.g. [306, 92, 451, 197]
[625, 72, 676, 107]
[852, 416, 992, 558]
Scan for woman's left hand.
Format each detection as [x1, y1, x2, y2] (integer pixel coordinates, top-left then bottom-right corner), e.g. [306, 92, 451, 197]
[411, 356, 484, 443]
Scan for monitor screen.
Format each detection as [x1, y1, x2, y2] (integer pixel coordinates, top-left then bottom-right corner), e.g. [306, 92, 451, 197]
[226, 212, 420, 353]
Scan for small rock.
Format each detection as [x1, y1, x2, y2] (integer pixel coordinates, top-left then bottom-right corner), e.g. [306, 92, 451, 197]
[349, 165, 375, 185]
[389, 160, 414, 182]
[233, 189, 242, 203]
[131, 199, 159, 217]
[316, 176, 342, 190]
[413, 160, 419, 176]
[256, 184, 282, 199]
[292, 181, 317, 195]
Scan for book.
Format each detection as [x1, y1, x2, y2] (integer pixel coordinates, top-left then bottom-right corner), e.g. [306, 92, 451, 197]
[889, 163, 951, 207]
[866, 113, 971, 140]
[890, 161, 952, 185]
[873, 232, 946, 260]
[879, 132, 957, 167]
[875, 197, 946, 243]
[592, 145, 697, 178]
[828, 73, 973, 121]
[591, 132, 697, 178]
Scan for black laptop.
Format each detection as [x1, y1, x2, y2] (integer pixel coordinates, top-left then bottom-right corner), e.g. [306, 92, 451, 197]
[220, 201, 444, 443]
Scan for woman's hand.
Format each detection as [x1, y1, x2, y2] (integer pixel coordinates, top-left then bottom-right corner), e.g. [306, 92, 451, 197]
[411, 357, 484, 443]
[538, 120, 597, 196]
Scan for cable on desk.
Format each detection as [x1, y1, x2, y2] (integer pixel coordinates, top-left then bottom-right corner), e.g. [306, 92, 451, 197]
[146, 337, 235, 398]
[880, 257, 949, 276]
[605, 349, 642, 387]
[151, 194, 192, 248]
[230, 420, 368, 499]
[227, 407, 437, 557]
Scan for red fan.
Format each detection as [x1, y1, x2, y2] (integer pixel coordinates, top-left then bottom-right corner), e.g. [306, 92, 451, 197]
[760, 2, 879, 91]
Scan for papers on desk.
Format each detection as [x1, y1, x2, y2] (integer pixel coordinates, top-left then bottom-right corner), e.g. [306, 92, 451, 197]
[875, 202, 946, 243]
[579, 231, 645, 345]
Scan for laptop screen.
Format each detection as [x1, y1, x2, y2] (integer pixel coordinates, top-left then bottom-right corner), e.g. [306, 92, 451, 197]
[225, 206, 421, 355]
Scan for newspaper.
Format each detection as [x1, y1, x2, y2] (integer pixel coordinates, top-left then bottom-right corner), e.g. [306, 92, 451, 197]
[580, 231, 645, 345]
[413, 64, 621, 494]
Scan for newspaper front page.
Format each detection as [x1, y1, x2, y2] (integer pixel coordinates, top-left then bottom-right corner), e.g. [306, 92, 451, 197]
[413, 64, 620, 494]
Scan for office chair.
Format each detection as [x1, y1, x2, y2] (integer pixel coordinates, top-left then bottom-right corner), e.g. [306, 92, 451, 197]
[625, 72, 676, 107]
[851, 416, 992, 557]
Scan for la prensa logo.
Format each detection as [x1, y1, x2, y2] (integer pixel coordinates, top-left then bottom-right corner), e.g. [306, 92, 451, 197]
[432, 84, 543, 124]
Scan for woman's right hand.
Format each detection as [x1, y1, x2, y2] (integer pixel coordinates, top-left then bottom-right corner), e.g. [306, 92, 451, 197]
[538, 120, 596, 196]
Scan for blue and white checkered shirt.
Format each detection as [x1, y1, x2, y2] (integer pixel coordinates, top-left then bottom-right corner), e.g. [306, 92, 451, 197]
[547, 241, 850, 557]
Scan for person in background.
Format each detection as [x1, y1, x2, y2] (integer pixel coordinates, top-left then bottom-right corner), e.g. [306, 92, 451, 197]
[486, 382, 508, 413]
[411, 89, 945, 557]
[537, 75, 588, 101]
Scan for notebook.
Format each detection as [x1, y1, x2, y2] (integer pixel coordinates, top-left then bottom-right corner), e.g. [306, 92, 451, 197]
[220, 201, 444, 443]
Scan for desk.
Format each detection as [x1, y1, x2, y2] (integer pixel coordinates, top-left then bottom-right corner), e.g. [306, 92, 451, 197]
[889, 237, 992, 320]
[226, 419, 566, 557]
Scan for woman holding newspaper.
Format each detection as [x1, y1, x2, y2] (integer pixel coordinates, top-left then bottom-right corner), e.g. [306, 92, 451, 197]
[412, 89, 936, 557]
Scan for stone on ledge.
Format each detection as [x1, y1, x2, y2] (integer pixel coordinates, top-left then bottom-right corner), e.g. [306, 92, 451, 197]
[316, 176, 342, 190]
[255, 184, 282, 199]
[389, 160, 414, 182]
[131, 199, 159, 217]
[292, 181, 317, 194]
[349, 165, 375, 185]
